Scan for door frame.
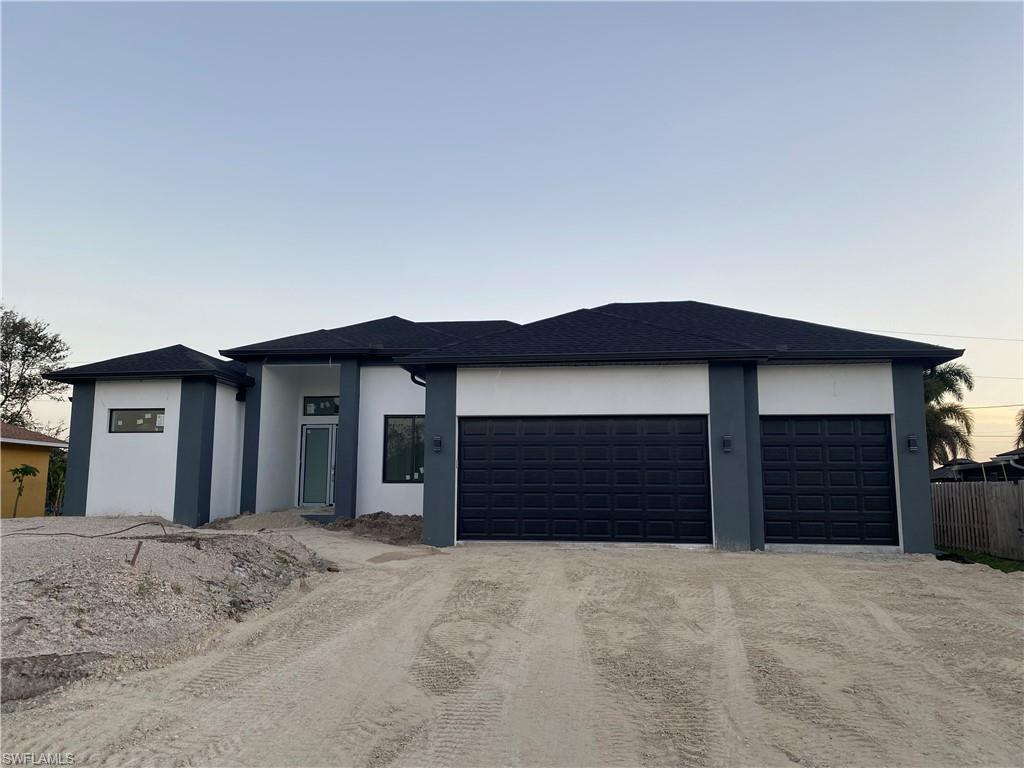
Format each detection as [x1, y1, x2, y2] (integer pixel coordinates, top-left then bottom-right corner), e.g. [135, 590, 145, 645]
[298, 423, 336, 507]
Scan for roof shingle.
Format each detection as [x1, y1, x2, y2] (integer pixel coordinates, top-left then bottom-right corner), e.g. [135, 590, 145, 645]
[220, 317, 518, 359]
[402, 301, 962, 365]
[1, 422, 68, 448]
[45, 345, 249, 385]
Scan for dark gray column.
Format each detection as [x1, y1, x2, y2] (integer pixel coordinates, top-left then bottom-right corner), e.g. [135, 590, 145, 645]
[709, 363, 753, 550]
[333, 359, 360, 519]
[892, 362, 934, 553]
[744, 364, 765, 549]
[422, 367, 457, 547]
[63, 381, 95, 517]
[239, 362, 262, 515]
[173, 379, 217, 527]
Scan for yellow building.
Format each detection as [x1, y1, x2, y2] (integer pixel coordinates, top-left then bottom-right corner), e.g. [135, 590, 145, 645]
[1, 423, 68, 518]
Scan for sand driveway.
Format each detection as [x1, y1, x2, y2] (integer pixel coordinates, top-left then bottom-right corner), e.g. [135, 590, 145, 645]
[3, 528, 1021, 767]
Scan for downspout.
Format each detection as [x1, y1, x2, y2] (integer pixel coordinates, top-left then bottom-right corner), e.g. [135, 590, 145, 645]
[410, 372, 426, 388]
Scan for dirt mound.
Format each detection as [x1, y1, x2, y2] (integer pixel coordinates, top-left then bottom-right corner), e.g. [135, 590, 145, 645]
[1, 519, 328, 702]
[203, 507, 317, 531]
[324, 512, 423, 546]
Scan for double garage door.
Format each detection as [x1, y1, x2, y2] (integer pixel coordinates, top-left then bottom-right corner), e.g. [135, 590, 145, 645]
[456, 414, 898, 546]
[458, 416, 712, 543]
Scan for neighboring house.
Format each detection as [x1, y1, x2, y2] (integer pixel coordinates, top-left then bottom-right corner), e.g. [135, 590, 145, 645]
[931, 449, 1024, 483]
[46, 301, 961, 553]
[1, 423, 68, 518]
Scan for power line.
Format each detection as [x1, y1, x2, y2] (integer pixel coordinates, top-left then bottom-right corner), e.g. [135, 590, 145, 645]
[857, 329, 1023, 343]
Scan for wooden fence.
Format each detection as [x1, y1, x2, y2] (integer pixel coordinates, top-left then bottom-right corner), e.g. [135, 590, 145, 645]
[932, 482, 1024, 561]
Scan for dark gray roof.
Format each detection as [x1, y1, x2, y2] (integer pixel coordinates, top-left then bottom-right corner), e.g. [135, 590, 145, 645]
[402, 301, 962, 366]
[420, 320, 518, 340]
[221, 316, 518, 360]
[45, 345, 250, 385]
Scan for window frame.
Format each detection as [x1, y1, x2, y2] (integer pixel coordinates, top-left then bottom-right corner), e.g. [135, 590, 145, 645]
[302, 395, 340, 417]
[108, 408, 166, 434]
[382, 414, 425, 484]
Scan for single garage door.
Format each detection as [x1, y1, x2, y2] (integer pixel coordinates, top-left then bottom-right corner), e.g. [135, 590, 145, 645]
[458, 416, 711, 542]
[761, 415, 899, 545]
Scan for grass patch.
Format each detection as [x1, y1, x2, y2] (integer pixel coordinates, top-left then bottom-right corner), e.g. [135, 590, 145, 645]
[939, 547, 1024, 573]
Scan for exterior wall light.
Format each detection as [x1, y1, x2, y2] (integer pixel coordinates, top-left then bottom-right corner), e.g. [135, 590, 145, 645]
[907, 435, 919, 453]
[722, 435, 733, 453]
[432, 435, 443, 453]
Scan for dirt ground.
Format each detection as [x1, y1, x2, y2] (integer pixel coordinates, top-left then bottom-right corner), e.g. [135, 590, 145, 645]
[2, 528, 1021, 768]
[325, 511, 423, 546]
[0, 517, 325, 701]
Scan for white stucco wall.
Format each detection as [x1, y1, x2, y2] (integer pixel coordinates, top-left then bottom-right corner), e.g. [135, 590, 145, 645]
[356, 365, 425, 517]
[456, 364, 711, 416]
[209, 383, 244, 521]
[757, 363, 894, 415]
[255, 364, 341, 513]
[87, 379, 181, 519]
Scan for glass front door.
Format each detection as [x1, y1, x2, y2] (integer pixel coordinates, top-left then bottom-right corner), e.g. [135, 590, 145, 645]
[299, 425, 335, 506]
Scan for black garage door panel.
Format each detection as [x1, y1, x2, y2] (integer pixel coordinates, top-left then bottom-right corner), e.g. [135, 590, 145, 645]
[761, 415, 899, 545]
[458, 416, 711, 543]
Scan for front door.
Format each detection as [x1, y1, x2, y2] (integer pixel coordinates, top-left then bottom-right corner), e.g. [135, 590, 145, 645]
[299, 425, 335, 506]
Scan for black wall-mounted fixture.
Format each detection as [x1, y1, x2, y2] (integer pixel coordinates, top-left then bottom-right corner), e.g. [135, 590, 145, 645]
[432, 435, 443, 453]
[722, 435, 733, 453]
[907, 435, 919, 453]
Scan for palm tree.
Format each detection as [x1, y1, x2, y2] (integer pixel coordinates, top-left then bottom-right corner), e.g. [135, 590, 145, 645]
[1015, 409, 1024, 450]
[924, 363, 975, 466]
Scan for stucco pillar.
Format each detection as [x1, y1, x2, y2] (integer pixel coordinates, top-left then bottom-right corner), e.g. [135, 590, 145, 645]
[333, 359, 361, 519]
[422, 367, 457, 547]
[892, 362, 934, 553]
[63, 381, 95, 517]
[744, 364, 765, 549]
[173, 379, 217, 527]
[709, 362, 755, 550]
[239, 362, 262, 515]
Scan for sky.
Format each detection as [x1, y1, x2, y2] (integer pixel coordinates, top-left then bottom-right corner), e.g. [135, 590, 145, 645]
[3, 1, 1022, 459]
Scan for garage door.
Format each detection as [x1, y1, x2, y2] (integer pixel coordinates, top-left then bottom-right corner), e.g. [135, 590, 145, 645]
[761, 415, 899, 545]
[458, 416, 711, 542]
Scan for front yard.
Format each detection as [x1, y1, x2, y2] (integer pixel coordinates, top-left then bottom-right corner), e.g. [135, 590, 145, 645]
[2, 521, 1021, 767]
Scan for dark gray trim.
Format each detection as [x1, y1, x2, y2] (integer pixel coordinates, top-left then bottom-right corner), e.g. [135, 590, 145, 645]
[63, 382, 95, 517]
[709, 363, 753, 551]
[239, 363, 263, 515]
[744, 364, 765, 549]
[892, 362, 934, 553]
[333, 360, 360, 519]
[173, 379, 217, 527]
[422, 367, 457, 547]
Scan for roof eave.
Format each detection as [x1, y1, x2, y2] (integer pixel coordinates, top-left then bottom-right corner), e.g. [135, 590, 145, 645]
[401, 349, 775, 367]
[44, 370, 251, 387]
[766, 347, 965, 365]
[221, 347, 427, 362]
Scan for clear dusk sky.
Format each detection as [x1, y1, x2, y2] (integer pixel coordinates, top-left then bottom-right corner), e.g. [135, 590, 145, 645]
[3, 1, 1022, 458]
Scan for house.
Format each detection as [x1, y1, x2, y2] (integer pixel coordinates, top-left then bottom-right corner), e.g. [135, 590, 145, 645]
[1, 423, 68, 518]
[931, 449, 1024, 483]
[46, 301, 962, 552]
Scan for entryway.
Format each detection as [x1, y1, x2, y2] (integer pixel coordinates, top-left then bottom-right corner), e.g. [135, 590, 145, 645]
[299, 424, 336, 506]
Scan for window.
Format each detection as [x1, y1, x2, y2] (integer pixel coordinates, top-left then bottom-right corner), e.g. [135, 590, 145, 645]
[383, 416, 425, 483]
[303, 396, 339, 416]
[109, 409, 165, 433]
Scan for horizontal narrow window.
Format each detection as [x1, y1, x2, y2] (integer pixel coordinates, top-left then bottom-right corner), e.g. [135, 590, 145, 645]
[109, 409, 165, 433]
[303, 396, 339, 416]
[384, 415, 425, 483]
